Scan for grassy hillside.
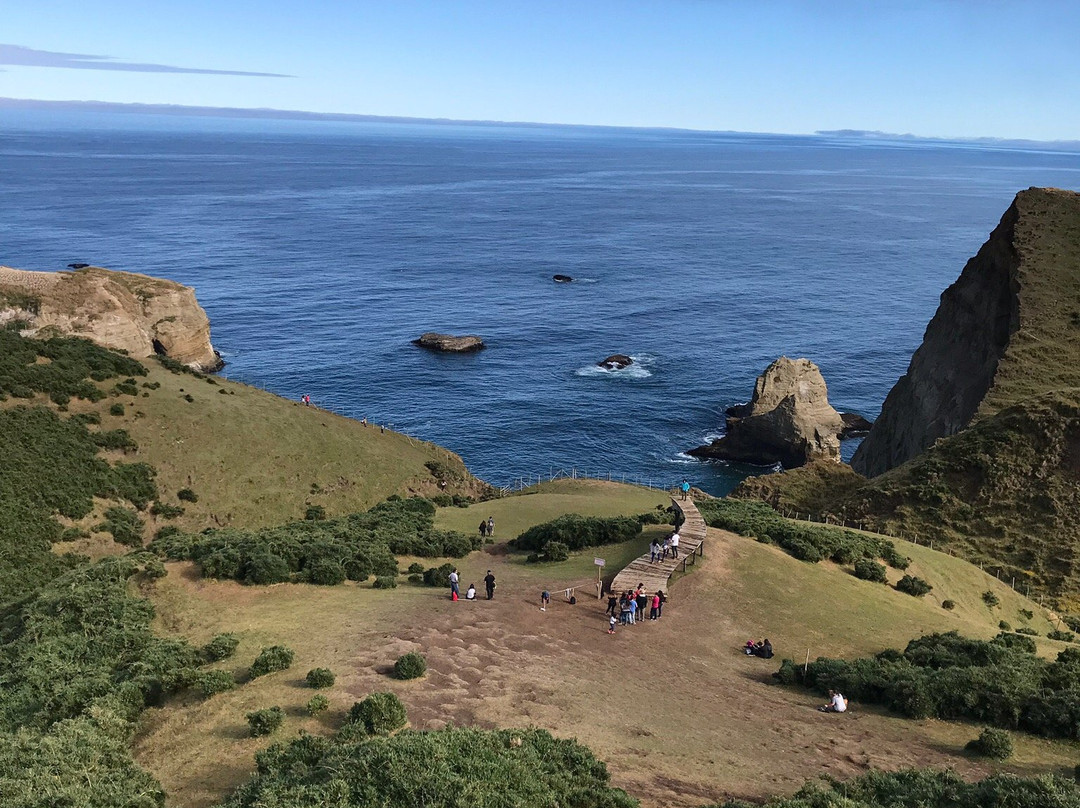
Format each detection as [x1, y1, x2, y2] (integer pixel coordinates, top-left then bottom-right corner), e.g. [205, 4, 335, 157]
[135, 485, 1071, 808]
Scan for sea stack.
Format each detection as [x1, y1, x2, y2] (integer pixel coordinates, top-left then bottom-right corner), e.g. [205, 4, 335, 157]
[0, 264, 222, 371]
[687, 357, 846, 468]
[598, 354, 633, 369]
[413, 332, 485, 353]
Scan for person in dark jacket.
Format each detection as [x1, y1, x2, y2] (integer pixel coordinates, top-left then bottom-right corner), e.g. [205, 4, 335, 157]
[484, 570, 496, 600]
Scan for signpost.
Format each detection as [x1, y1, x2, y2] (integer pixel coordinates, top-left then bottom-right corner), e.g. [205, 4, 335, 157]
[594, 558, 605, 598]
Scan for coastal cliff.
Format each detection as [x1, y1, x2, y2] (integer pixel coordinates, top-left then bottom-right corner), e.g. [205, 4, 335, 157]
[736, 188, 1080, 604]
[0, 265, 221, 371]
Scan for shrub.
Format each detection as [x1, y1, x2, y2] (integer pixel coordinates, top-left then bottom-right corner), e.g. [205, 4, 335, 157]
[177, 487, 199, 503]
[194, 669, 236, 697]
[526, 540, 570, 563]
[202, 633, 240, 662]
[999, 620, 1012, 631]
[422, 563, 454, 587]
[1019, 608, 1034, 621]
[394, 652, 427, 680]
[407, 562, 425, 575]
[880, 544, 911, 570]
[1016, 627, 1038, 636]
[408, 573, 422, 583]
[97, 506, 145, 547]
[306, 668, 335, 688]
[246, 707, 285, 737]
[113, 380, 139, 396]
[1049, 630, 1076, 643]
[109, 402, 125, 416]
[348, 692, 407, 735]
[1064, 614, 1080, 633]
[250, 646, 295, 678]
[91, 428, 138, 452]
[854, 558, 888, 583]
[513, 513, 642, 552]
[243, 552, 291, 585]
[982, 590, 1000, 608]
[966, 727, 1013, 759]
[373, 575, 397, 589]
[305, 504, 326, 521]
[896, 575, 932, 597]
[306, 694, 330, 716]
[307, 558, 346, 586]
[150, 501, 185, 519]
[942, 600, 956, 610]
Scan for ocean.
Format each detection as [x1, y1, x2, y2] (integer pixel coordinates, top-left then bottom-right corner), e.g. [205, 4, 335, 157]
[2, 109, 1079, 494]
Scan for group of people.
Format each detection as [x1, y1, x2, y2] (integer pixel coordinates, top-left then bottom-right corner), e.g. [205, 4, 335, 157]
[649, 531, 680, 562]
[477, 517, 495, 538]
[744, 638, 774, 659]
[606, 584, 665, 632]
[449, 568, 496, 601]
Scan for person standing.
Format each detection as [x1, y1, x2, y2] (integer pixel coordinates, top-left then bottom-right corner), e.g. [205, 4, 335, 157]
[650, 540, 661, 563]
[650, 592, 660, 620]
[656, 589, 666, 618]
[478, 520, 488, 539]
[681, 479, 690, 501]
[608, 614, 617, 634]
[661, 535, 671, 561]
[606, 593, 618, 617]
[635, 584, 648, 617]
[670, 531, 680, 559]
[627, 596, 637, 625]
[487, 516, 495, 537]
[449, 568, 460, 600]
[484, 569, 496, 600]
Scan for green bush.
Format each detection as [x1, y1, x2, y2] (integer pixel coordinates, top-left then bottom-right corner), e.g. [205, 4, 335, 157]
[373, 575, 398, 589]
[854, 558, 888, 583]
[150, 500, 185, 518]
[408, 573, 422, 583]
[1049, 629, 1076, 642]
[149, 495, 472, 587]
[307, 694, 330, 716]
[896, 575, 932, 597]
[966, 727, 1013, 759]
[109, 402, 125, 416]
[1016, 627, 1038, 636]
[246, 707, 285, 737]
[1019, 608, 1035, 621]
[942, 600, 956, 610]
[305, 504, 327, 521]
[220, 726, 637, 808]
[982, 590, 1000, 608]
[394, 652, 427, 680]
[194, 669, 236, 697]
[177, 487, 199, 503]
[306, 668, 336, 688]
[347, 692, 408, 735]
[202, 633, 240, 662]
[250, 646, 295, 679]
[527, 540, 570, 563]
[97, 505, 145, 546]
[422, 563, 454, 587]
[407, 562, 425, 574]
[513, 513, 642, 552]
[91, 428, 138, 451]
[880, 544, 911, 570]
[999, 620, 1012, 631]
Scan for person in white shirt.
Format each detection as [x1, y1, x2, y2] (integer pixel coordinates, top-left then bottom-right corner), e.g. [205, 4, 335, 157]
[465, 584, 476, 600]
[669, 532, 680, 558]
[449, 569, 459, 599]
[820, 690, 847, 713]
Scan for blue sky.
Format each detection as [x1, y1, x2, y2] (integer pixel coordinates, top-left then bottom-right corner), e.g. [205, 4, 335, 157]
[2, 1, 1077, 140]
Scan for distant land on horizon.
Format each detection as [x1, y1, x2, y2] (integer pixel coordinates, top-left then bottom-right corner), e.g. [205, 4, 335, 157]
[3, 97, 1079, 152]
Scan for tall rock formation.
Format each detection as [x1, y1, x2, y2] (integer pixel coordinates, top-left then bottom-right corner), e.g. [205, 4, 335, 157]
[688, 357, 846, 468]
[0, 265, 221, 370]
[852, 188, 1080, 477]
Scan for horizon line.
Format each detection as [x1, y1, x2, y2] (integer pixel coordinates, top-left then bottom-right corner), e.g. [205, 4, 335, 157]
[2, 97, 1079, 150]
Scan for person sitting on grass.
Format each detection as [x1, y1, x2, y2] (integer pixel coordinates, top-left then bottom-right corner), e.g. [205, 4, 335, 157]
[745, 640, 756, 656]
[466, 584, 476, 600]
[753, 639, 774, 659]
[818, 689, 847, 713]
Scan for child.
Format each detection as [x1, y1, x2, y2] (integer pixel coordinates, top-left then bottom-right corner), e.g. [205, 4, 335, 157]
[541, 590, 550, 611]
[608, 614, 617, 634]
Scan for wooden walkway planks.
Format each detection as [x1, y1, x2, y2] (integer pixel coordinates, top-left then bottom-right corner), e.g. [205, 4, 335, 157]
[609, 496, 706, 596]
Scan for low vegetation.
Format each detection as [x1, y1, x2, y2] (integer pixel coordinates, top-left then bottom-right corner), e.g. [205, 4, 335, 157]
[511, 513, 642, 553]
[778, 631, 1080, 739]
[249, 646, 295, 679]
[966, 727, 1013, 760]
[347, 692, 408, 736]
[151, 496, 477, 586]
[222, 723, 636, 808]
[394, 652, 427, 680]
[716, 768, 1080, 808]
[305, 668, 335, 688]
[245, 707, 285, 737]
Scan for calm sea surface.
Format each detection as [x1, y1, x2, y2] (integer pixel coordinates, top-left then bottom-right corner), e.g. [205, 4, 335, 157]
[2, 110, 1079, 494]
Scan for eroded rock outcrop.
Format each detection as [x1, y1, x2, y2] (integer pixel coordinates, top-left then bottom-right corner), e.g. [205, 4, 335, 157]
[687, 357, 846, 468]
[413, 332, 485, 353]
[0, 265, 221, 370]
[598, 354, 633, 369]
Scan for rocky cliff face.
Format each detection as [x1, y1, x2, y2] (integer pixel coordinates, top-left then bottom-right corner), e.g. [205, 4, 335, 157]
[852, 188, 1080, 478]
[688, 357, 846, 468]
[0, 265, 221, 370]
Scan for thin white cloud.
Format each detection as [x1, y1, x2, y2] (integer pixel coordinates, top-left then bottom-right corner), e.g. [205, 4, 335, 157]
[0, 44, 291, 78]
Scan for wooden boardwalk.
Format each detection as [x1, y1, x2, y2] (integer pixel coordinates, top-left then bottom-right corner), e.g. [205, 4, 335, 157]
[609, 496, 706, 596]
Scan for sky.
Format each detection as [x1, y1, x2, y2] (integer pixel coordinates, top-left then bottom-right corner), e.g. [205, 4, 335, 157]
[1, 0, 1078, 140]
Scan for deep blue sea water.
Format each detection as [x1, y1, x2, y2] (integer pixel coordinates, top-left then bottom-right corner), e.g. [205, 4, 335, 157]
[2, 110, 1079, 494]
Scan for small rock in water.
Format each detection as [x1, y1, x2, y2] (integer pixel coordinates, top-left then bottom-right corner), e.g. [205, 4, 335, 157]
[598, 354, 633, 370]
[67, 263, 90, 269]
[413, 332, 485, 353]
[553, 274, 574, 283]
